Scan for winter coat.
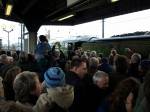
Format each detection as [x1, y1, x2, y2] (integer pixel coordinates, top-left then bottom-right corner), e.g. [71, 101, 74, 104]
[33, 85, 74, 112]
[65, 71, 87, 112]
[35, 42, 51, 61]
[16, 101, 34, 112]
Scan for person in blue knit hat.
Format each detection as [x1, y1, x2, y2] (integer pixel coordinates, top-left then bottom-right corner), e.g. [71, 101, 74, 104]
[33, 67, 74, 112]
[44, 67, 65, 88]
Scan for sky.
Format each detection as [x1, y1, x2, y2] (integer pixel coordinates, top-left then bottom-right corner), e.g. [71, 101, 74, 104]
[0, 20, 21, 45]
[1, 8, 150, 45]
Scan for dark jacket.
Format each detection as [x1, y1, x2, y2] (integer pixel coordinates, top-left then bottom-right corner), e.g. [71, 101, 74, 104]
[83, 74, 111, 112]
[66, 71, 86, 112]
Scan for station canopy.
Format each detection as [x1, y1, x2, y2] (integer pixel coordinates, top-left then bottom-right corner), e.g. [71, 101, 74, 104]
[0, 0, 150, 32]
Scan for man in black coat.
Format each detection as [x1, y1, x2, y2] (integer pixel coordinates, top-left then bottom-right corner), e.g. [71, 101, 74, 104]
[66, 58, 87, 112]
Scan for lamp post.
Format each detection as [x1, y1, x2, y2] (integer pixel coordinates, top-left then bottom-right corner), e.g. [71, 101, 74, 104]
[102, 18, 105, 38]
[3, 28, 13, 50]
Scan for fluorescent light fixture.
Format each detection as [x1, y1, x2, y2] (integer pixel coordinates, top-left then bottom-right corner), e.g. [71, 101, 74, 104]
[58, 14, 74, 21]
[111, 0, 119, 3]
[5, 4, 13, 16]
[67, 0, 79, 7]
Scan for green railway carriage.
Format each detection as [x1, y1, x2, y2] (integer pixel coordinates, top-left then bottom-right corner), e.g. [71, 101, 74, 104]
[77, 35, 150, 59]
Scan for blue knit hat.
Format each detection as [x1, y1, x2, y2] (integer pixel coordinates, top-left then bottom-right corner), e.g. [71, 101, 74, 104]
[44, 67, 65, 88]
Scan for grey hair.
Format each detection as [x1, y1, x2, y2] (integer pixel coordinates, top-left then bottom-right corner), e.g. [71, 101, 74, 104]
[90, 51, 97, 57]
[93, 70, 108, 84]
[131, 53, 141, 63]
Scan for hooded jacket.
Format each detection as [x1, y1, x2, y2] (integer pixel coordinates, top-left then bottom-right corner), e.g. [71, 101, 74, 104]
[33, 85, 74, 112]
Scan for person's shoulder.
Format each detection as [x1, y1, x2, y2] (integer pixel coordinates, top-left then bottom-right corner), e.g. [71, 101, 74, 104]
[33, 93, 53, 112]
[16, 101, 33, 111]
[43, 42, 51, 48]
[66, 71, 77, 80]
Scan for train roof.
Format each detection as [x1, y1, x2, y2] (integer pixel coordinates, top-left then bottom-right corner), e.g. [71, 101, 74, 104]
[62, 35, 150, 43]
[62, 36, 99, 43]
[91, 35, 150, 42]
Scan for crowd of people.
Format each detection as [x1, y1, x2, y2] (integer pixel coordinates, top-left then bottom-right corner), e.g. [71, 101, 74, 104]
[0, 35, 150, 112]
